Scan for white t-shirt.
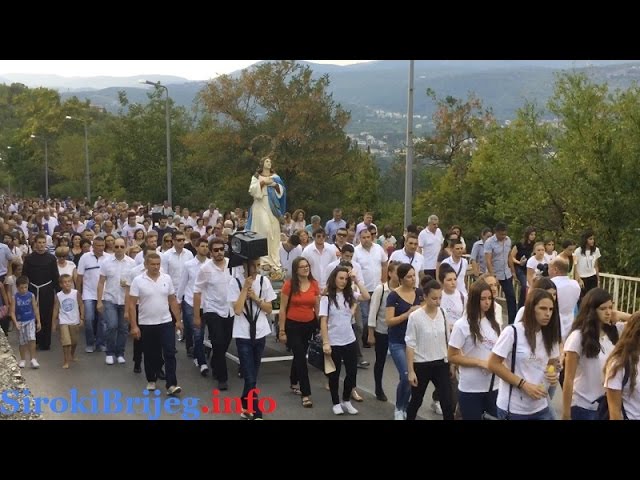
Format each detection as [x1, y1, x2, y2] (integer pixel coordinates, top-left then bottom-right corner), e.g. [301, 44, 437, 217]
[417, 228, 443, 271]
[564, 323, 625, 410]
[492, 323, 560, 415]
[194, 259, 232, 316]
[440, 256, 469, 295]
[440, 289, 466, 329]
[129, 272, 175, 326]
[228, 274, 276, 340]
[604, 357, 640, 420]
[543, 251, 557, 264]
[56, 289, 81, 325]
[573, 247, 601, 278]
[526, 256, 547, 286]
[388, 248, 424, 271]
[319, 292, 358, 347]
[353, 243, 388, 292]
[279, 244, 303, 280]
[57, 261, 76, 279]
[405, 307, 448, 363]
[449, 316, 500, 393]
[551, 276, 581, 341]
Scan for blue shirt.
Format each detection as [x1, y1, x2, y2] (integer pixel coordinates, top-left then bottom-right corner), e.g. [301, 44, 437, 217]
[15, 292, 35, 323]
[386, 288, 423, 345]
[484, 234, 513, 281]
[325, 219, 347, 244]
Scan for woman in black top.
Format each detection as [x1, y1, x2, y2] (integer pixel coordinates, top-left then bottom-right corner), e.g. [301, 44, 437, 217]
[510, 226, 536, 309]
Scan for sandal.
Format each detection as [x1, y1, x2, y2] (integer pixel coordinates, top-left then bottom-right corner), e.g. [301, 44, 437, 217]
[302, 397, 313, 408]
[290, 385, 302, 395]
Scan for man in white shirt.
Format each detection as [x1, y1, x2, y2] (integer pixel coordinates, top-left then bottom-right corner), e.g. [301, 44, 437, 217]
[417, 214, 443, 278]
[389, 233, 425, 274]
[355, 212, 377, 245]
[550, 257, 581, 342]
[194, 237, 233, 388]
[302, 228, 338, 290]
[96, 238, 136, 365]
[128, 252, 184, 395]
[121, 212, 143, 247]
[439, 240, 469, 296]
[161, 231, 194, 291]
[354, 229, 388, 346]
[77, 236, 110, 352]
[177, 238, 210, 360]
[203, 203, 220, 227]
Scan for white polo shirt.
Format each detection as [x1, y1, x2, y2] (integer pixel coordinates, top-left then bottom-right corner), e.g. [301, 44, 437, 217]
[129, 272, 175, 326]
[354, 243, 388, 292]
[99, 255, 136, 305]
[77, 252, 111, 301]
[194, 258, 232, 316]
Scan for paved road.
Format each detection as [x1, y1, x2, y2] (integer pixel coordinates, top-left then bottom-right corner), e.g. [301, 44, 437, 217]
[4, 329, 562, 421]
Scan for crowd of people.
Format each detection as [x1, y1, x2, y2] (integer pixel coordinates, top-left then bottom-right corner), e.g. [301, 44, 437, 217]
[0, 194, 637, 420]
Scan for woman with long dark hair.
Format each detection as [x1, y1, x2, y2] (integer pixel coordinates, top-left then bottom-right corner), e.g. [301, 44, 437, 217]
[278, 256, 321, 408]
[488, 289, 561, 420]
[604, 313, 640, 420]
[510, 226, 536, 309]
[320, 266, 370, 415]
[563, 288, 628, 420]
[385, 263, 423, 420]
[573, 229, 601, 303]
[448, 280, 501, 420]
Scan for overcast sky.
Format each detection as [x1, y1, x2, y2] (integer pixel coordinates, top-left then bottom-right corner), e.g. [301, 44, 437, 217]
[0, 60, 372, 80]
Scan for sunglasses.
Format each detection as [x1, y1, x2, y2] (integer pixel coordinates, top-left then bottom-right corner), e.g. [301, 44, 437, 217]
[211, 247, 224, 252]
[114, 245, 126, 249]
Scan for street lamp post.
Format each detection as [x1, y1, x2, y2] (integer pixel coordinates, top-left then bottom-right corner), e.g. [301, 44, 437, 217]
[65, 115, 91, 202]
[30, 134, 49, 199]
[140, 80, 172, 206]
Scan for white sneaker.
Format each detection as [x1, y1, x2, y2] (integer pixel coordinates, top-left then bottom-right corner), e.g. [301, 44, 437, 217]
[394, 409, 404, 420]
[200, 364, 209, 376]
[146, 382, 156, 391]
[85, 346, 95, 353]
[167, 385, 182, 396]
[431, 401, 443, 415]
[18, 360, 26, 368]
[116, 356, 126, 364]
[340, 401, 358, 415]
[30, 359, 40, 369]
[105, 355, 114, 365]
[193, 358, 199, 367]
[332, 404, 344, 415]
[403, 410, 407, 420]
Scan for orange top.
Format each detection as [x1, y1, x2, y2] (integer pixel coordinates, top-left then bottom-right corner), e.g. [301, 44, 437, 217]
[282, 279, 320, 322]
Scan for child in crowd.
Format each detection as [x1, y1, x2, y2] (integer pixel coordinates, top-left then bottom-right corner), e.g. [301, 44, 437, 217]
[52, 274, 84, 369]
[11, 276, 41, 368]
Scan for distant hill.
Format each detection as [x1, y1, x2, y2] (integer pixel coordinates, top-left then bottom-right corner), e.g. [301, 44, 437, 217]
[4, 60, 640, 131]
[0, 73, 191, 91]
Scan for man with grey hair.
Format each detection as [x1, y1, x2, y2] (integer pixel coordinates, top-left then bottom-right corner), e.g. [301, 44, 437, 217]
[417, 214, 443, 279]
[304, 215, 322, 236]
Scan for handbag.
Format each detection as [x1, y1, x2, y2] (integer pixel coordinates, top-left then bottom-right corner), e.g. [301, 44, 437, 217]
[307, 332, 325, 371]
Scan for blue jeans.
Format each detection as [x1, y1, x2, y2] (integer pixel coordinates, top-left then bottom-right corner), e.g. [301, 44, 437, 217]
[236, 337, 266, 418]
[389, 341, 411, 412]
[84, 299, 105, 348]
[103, 301, 127, 357]
[181, 301, 194, 352]
[458, 389, 498, 420]
[359, 298, 371, 344]
[571, 406, 599, 420]
[497, 406, 554, 420]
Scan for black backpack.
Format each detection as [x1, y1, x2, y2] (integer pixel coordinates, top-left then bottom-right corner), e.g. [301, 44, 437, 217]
[593, 362, 630, 420]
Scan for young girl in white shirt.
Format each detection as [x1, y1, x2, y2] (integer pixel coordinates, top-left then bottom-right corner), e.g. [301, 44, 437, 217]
[405, 276, 454, 420]
[448, 280, 501, 420]
[526, 242, 547, 289]
[604, 313, 640, 420]
[320, 266, 370, 415]
[488, 288, 561, 420]
[564, 288, 628, 420]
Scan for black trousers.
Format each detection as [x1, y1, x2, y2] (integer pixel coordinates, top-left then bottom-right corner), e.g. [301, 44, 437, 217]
[407, 360, 454, 420]
[578, 275, 598, 306]
[31, 285, 55, 350]
[373, 331, 389, 395]
[206, 312, 234, 383]
[285, 319, 317, 397]
[327, 342, 358, 405]
[140, 322, 177, 389]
